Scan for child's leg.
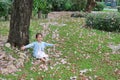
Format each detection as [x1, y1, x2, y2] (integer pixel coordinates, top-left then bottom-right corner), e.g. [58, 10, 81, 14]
[39, 58, 48, 70]
[40, 57, 51, 66]
[40, 58, 46, 64]
[43, 57, 51, 65]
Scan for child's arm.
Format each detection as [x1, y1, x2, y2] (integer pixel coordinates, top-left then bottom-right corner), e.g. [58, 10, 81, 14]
[44, 42, 54, 47]
[21, 42, 34, 50]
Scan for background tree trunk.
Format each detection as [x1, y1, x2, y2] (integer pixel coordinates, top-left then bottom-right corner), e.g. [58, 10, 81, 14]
[38, 10, 42, 19]
[85, 0, 96, 12]
[8, 0, 33, 48]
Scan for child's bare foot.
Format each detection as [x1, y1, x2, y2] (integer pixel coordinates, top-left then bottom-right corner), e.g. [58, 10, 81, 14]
[40, 58, 46, 64]
[33, 60, 40, 66]
[39, 64, 48, 71]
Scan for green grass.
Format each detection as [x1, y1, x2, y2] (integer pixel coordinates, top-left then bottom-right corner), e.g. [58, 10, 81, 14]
[0, 21, 9, 36]
[0, 17, 120, 80]
[102, 8, 118, 12]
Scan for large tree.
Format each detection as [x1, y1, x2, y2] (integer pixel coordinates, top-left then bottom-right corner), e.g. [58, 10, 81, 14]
[8, 0, 33, 48]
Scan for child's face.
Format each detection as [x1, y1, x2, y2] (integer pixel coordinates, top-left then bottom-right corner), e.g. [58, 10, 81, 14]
[36, 35, 43, 42]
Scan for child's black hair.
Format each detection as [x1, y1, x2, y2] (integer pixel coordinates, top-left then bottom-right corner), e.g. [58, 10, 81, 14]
[36, 33, 43, 38]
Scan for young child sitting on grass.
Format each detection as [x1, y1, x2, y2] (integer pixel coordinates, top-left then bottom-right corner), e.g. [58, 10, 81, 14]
[21, 33, 55, 69]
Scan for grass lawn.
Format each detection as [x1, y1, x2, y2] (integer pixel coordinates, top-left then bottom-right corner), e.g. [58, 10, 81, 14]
[103, 8, 118, 12]
[0, 16, 120, 80]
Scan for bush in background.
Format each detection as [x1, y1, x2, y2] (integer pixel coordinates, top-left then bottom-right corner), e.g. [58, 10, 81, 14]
[0, 0, 13, 20]
[86, 13, 120, 32]
[71, 0, 87, 11]
[117, 0, 120, 6]
[64, 0, 73, 11]
[47, 0, 87, 11]
[93, 2, 105, 11]
[117, 6, 120, 12]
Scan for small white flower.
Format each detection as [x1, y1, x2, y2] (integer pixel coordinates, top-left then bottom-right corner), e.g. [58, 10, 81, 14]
[30, 78, 34, 80]
[80, 69, 88, 74]
[61, 59, 67, 64]
[70, 76, 77, 80]
[88, 69, 92, 72]
[38, 72, 40, 74]
[94, 75, 98, 78]
[5, 43, 11, 48]
[50, 66, 54, 69]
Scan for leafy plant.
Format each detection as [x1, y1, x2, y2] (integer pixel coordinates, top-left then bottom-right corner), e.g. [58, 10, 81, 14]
[86, 12, 120, 32]
[117, 6, 120, 12]
[117, 0, 120, 6]
[71, 0, 87, 11]
[50, 0, 66, 11]
[0, 0, 13, 19]
[33, 0, 52, 15]
[64, 0, 72, 11]
[93, 2, 105, 11]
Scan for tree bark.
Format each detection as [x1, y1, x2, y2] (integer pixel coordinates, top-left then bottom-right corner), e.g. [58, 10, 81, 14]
[85, 0, 96, 13]
[8, 0, 33, 48]
[38, 10, 42, 19]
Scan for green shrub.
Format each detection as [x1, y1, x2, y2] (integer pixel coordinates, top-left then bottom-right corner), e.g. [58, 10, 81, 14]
[71, 0, 87, 11]
[64, 0, 72, 11]
[86, 13, 120, 32]
[117, 0, 120, 6]
[33, 0, 51, 15]
[50, 0, 87, 11]
[0, 2, 9, 17]
[93, 2, 105, 11]
[0, 0, 13, 20]
[117, 6, 120, 12]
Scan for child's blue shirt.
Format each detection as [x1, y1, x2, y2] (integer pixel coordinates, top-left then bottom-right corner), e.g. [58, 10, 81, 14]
[24, 41, 54, 58]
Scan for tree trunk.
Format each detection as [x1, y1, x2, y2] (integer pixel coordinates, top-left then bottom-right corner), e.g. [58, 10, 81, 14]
[38, 11, 42, 18]
[85, 0, 96, 13]
[4, 15, 9, 21]
[8, 0, 33, 48]
[38, 8, 42, 19]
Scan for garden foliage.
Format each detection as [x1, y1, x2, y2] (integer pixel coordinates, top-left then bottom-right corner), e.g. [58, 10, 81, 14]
[0, 0, 12, 18]
[117, 6, 120, 12]
[33, 0, 87, 13]
[86, 12, 120, 32]
[93, 2, 105, 11]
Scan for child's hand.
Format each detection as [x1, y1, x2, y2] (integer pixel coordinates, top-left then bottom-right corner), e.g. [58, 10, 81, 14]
[21, 46, 25, 50]
[54, 44, 59, 47]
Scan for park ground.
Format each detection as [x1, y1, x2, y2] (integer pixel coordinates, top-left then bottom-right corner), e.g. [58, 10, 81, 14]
[0, 11, 120, 80]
